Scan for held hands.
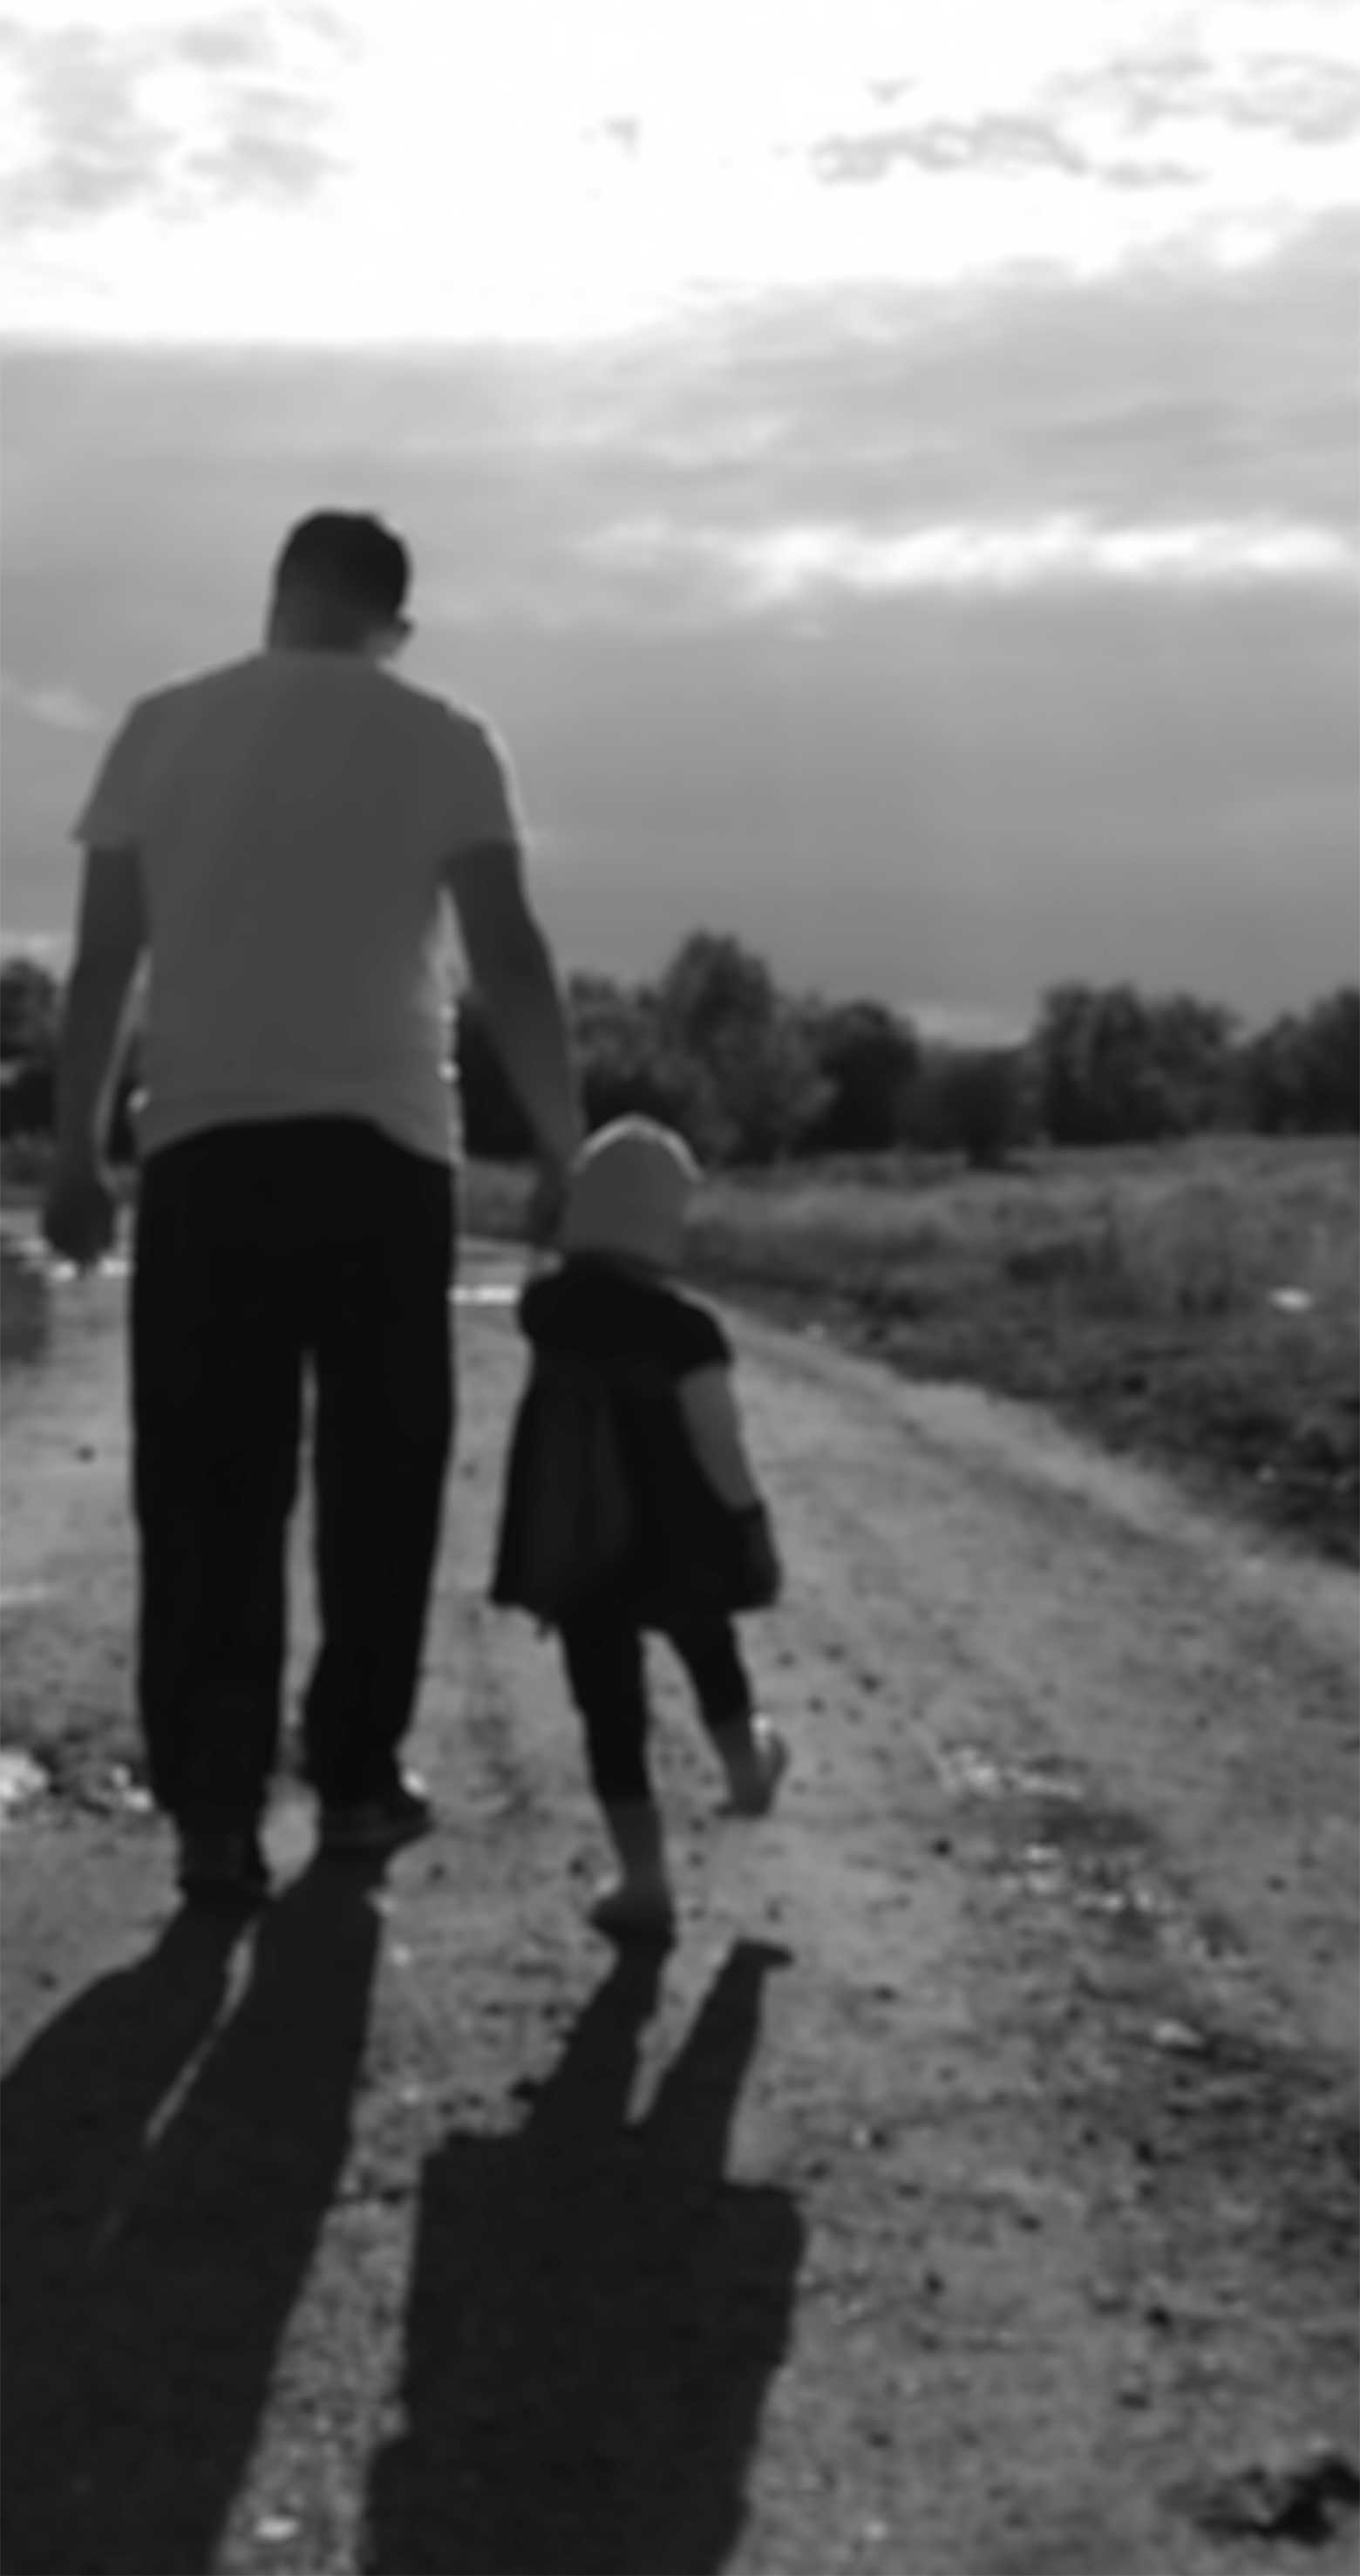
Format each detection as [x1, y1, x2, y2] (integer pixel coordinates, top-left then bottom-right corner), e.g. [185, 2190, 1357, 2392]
[524, 1082, 586, 1254]
[524, 1151, 574, 1253]
[42, 1152, 119, 1272]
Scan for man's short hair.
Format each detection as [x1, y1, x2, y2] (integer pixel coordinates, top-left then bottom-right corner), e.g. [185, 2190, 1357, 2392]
[273, 512, 411, 620]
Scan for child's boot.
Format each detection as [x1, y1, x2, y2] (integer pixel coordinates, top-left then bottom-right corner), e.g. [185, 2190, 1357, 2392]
[591, 1799, 677, 1944]
[713, 1716, 789, 1817]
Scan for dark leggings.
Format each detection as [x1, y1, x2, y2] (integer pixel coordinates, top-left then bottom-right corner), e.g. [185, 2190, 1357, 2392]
[558, 1611, 754, 1805]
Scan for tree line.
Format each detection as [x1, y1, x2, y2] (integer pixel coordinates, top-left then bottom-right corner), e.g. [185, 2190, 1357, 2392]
[2, 937, 1357, 1166]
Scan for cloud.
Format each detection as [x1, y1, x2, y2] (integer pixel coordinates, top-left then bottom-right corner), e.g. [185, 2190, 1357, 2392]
[0, 220, 1353, 682]
[3, 486, 1355, 1024]
[0, 6, 343, 232]
[812, 21, 1360, 194]
[1057, 31, 1360, 146]
[567, 219, 1360, 565]
[0, 673, 101, 731]
[581, 513, 1357, 614]
[0, 20, 170, 224]
[597, 114, 643, 156]
[184, 80, 338, 204]
[0, 65, 1354, 1019]
[171, 10, 275, 73]
[2, 0, 1356, 343]
[813, 113, 1186, 190]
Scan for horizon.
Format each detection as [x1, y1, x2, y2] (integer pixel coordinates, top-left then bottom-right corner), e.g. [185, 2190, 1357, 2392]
[2, 0, 1357, 1026]
[0, 910, 1346, 1052]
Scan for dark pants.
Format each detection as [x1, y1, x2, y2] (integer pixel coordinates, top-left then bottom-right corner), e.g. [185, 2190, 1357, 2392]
[131, 1118, 455, 1826]
[558, 1611, 754, 1806]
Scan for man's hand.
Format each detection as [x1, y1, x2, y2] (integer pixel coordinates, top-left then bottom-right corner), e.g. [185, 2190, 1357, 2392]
[524, 1156, 570, 1251]
[445, 841, 582, 1213]
[46, 841, 146, 1243]
[43, 1154, 119, 1271]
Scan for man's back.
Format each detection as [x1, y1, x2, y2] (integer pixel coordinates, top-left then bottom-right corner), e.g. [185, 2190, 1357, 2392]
[42, 508, 580, 1902]
[76, 650, 517, 1161]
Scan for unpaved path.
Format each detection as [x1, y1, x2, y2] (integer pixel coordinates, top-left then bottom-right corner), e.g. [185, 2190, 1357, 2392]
[2, 1241, 1357, 2576]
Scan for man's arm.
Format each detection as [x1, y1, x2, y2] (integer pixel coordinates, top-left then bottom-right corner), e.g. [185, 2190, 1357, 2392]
[44, 844, 146, 1265]
[54, 844, 146, 1160]
[444, 839, 582, 1187]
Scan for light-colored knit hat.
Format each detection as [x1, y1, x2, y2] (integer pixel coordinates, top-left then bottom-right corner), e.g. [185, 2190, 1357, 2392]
[561, 1117, 701, 1272]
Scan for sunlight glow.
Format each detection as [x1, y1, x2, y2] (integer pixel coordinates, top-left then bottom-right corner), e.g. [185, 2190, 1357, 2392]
[1, 0, 1355, 342]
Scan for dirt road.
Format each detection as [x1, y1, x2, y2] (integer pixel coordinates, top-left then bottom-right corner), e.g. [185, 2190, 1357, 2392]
[2, 1241, 1357, 2576]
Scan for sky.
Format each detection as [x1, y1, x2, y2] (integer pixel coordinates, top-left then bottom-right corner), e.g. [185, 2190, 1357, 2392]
[1, 0, 1357, 1035]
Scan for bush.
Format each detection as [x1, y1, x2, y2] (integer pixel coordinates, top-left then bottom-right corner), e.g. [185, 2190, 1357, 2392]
[908, 1047, 1031, 1167]
[655, 934, 831, 1164]
[801, 1001, 920, 1152]
[1242, 989, 1359, 1133]
[0, 1057, 54, 1142]
[0, 957, 59, 1064]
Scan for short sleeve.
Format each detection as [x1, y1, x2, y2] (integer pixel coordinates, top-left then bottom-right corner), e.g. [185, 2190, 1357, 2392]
[442, 714, 520, 859]
[71, 702, 151, 847]
[663, 1294, 732, 1377]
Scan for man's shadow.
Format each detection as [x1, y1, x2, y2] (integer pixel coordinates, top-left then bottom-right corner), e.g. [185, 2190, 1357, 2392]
[2, 1857, 384, 2576]
[364, 1938, 804, 2576]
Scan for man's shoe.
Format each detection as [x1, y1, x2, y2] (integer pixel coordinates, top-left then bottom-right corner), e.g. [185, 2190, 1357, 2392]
[319, 1773, 433, 1857]
[176, 1825, 271, 1907]
[588, 1879, 677, 1947]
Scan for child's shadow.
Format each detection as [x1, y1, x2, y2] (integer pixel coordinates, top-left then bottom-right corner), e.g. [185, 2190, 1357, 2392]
[364, 1938, 804, 2576]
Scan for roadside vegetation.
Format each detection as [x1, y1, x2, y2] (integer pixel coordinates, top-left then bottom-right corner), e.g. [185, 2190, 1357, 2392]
[3, 936, 1356, 1560]
[463, 1139, 1358, 1566]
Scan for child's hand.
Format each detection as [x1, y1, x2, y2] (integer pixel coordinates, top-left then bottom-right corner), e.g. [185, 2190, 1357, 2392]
[525, 1158, 568, 1249]
[731, 1502, 782, 1608]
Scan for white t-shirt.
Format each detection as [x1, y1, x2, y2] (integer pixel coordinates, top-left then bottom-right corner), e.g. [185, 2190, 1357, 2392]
[72, 649, 520, 1165]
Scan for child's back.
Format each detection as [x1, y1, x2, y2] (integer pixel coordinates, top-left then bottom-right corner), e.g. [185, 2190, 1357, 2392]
[496, 1254, 774, 1628]
[490, 1119, 786, 1943]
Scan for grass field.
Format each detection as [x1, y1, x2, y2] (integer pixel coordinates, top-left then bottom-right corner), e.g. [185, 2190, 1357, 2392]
[4, 1135, 1355, 1563]
[464, 1137, 1359, 1565]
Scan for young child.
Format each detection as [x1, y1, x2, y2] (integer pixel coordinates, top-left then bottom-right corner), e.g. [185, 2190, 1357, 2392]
[492, 1117, 788, 1942]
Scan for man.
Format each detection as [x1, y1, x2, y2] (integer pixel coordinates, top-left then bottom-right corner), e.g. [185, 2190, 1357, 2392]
[44, 510, 581, 1903]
